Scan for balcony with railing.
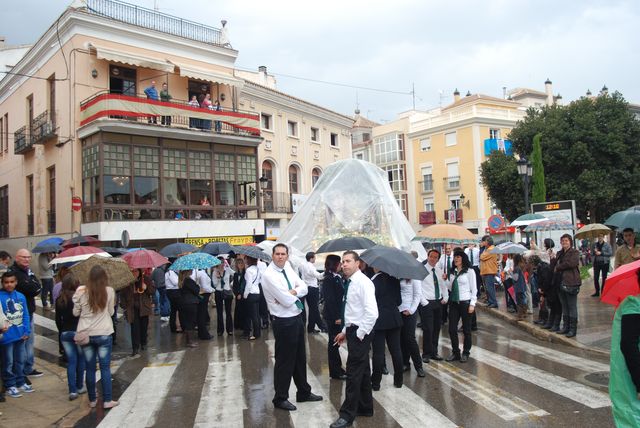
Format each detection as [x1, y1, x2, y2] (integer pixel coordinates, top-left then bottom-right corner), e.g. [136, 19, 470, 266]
[419, 210, 436, 225]
[443, 208, 463, 224]
[31, 110, 57, 144]
[85, 0, 227, 47]
[261, 191, 292, 214]
[79, 92, 261, 139]
[443, 175, 460, 191]
[418, 179, 434, 193]
[14, 126, 34, 154]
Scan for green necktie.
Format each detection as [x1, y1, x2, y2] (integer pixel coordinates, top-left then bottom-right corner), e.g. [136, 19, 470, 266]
[282, 269, 304, 311]
[341, 279, 351, 326]
[451, 272, 460, 302]
[446, 256, 451, 275]
[432, 268, 440, 300]
[470, 250, 474, 265]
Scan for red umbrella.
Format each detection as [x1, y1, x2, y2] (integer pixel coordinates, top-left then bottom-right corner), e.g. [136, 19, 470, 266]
[50, 246, 111, 265]
[62, 235, 101, 248]
[601, 260, 640, 307]
[121, 249, 169, 269]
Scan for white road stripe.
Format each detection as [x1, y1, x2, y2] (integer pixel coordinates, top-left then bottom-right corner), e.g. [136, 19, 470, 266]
[98, 351, 185, 428]
[34, 334, 60, 357]
[265, 339, 337, 427]
[429, 361, 549, 420]
[442, 340, 611, 409]
[194, 344, 246, 428]
[34, 313, 58, 332]
[494, 339, 610, 373]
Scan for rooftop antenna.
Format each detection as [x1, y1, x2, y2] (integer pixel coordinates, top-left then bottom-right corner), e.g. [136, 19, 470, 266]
[412, 82, 416, 110]
[438, 89, 445, 107]
[355, 90, 360, 114]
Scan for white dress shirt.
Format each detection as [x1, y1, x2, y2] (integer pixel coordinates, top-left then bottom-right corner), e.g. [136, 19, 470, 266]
[261, 262, 308, 318]
[299, 261, 323, 288]
[398, 279, 422, 314]
[165, 270, 179, 290]
[164, 269, 212, 293]
[342, 269, 379, 340]
[420, 263, 449, 305]
[447, 269, 478, 306]
[465, 247, 480, 267]
[437, 253, 454, 276]
[211, 266, 234, 292]
[243, 265, 262, 298]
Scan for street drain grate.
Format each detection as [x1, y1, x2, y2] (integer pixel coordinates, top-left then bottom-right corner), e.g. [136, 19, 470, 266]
[584, 371, 610, 386]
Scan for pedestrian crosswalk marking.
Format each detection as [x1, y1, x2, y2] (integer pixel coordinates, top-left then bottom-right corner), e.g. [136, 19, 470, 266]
[443, 340, 611, 409]
[194, 344, 246, 428]
[98, 351, 185, 428]
[34, 334, 60, 357]
[266, 339, 337, 427]
[493, 338, 610, 373]
[429, 361, 549, 420]
[34, 313, 58, 332]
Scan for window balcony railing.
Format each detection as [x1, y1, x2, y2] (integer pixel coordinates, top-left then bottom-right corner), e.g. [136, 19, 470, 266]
[443, 176, 460, 190]
[261, 191, 292, 214]
[14, 126, 34, 155]
[443, 208, 463, 224]
[79, 92, 260, 137]
[47, 210, 56, 234]
[85, 0, 226, 47]
[82, 205, 259, 223]
[27, 214, 34, 235]
[31, 110, 57, 144]
[419, 210, 436, 225]
[419, 179, 434, 193]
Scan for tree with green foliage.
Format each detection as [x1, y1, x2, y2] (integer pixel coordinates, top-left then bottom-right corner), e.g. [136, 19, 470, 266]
[486, 91, 640, 222]
[479, 150, 523, 221]
[530, 133, 546, 203]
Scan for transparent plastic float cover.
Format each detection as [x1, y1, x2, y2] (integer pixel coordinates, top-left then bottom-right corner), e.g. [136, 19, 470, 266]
[278, 159, 425, 258]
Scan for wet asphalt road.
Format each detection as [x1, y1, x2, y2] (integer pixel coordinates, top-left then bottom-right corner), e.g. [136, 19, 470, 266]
[70, 309, 615, 428]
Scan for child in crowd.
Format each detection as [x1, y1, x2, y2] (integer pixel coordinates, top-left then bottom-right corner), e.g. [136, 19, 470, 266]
[0, 271, 33, 398]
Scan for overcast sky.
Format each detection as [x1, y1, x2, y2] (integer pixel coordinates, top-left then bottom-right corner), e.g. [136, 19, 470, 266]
[2, 0, 639, 122]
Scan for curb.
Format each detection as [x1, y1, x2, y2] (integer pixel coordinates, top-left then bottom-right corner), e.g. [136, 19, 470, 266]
[477, 305, 610, 357]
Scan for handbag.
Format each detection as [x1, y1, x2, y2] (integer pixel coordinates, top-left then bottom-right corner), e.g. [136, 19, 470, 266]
[560, 284, 580, 295]
[74, 330, 90, 346]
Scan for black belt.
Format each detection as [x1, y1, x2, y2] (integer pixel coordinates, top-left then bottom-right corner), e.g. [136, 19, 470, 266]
[272, 314, 300, 320]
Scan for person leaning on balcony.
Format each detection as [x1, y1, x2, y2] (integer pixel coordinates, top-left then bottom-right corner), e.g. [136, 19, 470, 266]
[201, 94, 213, 130]
[214, 99, 222, 132]
[188, 95, 200, 129]
[160, 82, 172, 126]
[144, 81, 159, 124]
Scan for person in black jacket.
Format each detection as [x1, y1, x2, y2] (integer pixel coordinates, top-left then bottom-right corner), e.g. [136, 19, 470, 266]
[9, 249, 42, 378]
[370, 269, 404, 390]
[178, 270, 200, 348]
[232, 257, 247, 337]
[529, 256, 552, 326]
[321, 255, 346, 380]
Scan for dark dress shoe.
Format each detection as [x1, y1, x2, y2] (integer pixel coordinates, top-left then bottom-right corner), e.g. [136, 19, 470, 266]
[416, 367, 426, 377]
[445, 354, 460, 362]
[471, 326, 478, 332]
[403, 364, 411, 372]
[372, 384, 380, 391]
[382, 366, 389, 375]
[460, 354, 469, 363]
[422, 355, 430, 363]
[533, 319, 545, 325]
[297, 392, 322, 402]
[393, 381, 403, 388]
[591, 293, 600, 297]
[431, 355, 444, 361]
[331, 374, 347, 380]
[274, 400, 297, 411]
[330, 417, 353, 428]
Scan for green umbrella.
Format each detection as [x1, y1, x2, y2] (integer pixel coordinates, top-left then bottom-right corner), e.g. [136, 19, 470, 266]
[605, 208, 640, 232]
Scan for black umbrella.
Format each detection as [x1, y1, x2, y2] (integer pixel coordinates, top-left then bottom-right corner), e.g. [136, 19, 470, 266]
[316, 236, 376, 253]
[99, 247, 129, 256]
[199, 241, 233, 255]
[360, 245, 428, 280]
[232, 245, 272, 262]
[159, 243, 196, 258]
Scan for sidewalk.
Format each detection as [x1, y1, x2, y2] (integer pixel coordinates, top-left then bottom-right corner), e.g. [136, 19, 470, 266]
[478, 277, 615, 356]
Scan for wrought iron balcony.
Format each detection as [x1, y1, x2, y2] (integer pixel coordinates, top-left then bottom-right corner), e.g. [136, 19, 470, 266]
[443, 208, 463, 224]
[418, 179, 434, 193]
[31, 110, 57, 144]
[86, 0, 226, 47]
[419, 210, 436, 225]
[261, 191, 292, 214]
[443, 175, 460, 190]
[14, 126, 34, 155]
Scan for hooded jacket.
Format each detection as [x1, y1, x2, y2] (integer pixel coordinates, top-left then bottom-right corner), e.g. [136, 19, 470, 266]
[0, 289, 31, 345]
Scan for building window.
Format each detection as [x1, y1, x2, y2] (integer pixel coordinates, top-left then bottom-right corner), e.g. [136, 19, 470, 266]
[446, 162, 460, 189]
[310, 127, 319, 142]
[362, 132, 370, 141]
[330, 133, 338, 147]
[48, 166, 56, 233]
[133, 146, 160, 206]
[355, 153, 363, 160]
[2, 114, 7, 153]
[449, 197, 461, 210]
[421, 167, 433, 192]
[374, 133, 404, 164]
[0, 185, 7, 238]
[0, 116, 3, 154]
[289, 165, 300, 194]
[214, 152, 236, 206]
[237, 154, 257, 206]
[489, 128, 501, 139]
[383, 164, 406, 192]
[27, 94, 34, 135]
[261, 113, 272, 130]
[27, 175, 34, 235]
[287, 120, 298, 137]
[445, 131, 457, 147]
[104, 144, 132, 204]
[312, 168, 321, 187]
[262, 160, 274, 211]
[109, 65, 136, 95]
[48, 74, 56, 126]
[423, 199, 435, 212]
[420, 137, 431, 152]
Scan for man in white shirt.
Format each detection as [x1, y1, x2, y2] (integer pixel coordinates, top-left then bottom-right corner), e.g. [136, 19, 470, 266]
[465, 244, 480, 269]
[437, 244, 453, 324]
[261, 243, 322, 412]
[299, 252, 326, 333]
[399, 277, 425, 377]
[331, 251, 378, 428]
[419, 249, 448, 362]
[257, 259, 270, 329]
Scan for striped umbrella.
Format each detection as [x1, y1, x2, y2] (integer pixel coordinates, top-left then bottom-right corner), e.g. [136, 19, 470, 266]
[524, 220, 575, 232]
[413, 224, 477, 245]
[49, 246, 111, 265]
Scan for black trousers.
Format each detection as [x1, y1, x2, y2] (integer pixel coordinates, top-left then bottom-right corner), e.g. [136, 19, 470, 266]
[41, 278, 54, 307]
[306, 287, 326, 332]
[326, 322, 345, 378]
[400, 313, 423, 370]
[214, 291, 233, 334]
[371, 327, 403, 388]
[167, 289, 181, 332]
[449, 300, 472, 356]
[130, 308, 149, 351]
[245, 294, 261, 338]
[258, 285, 270, 327]
[420, 301, 442, 358]
[271, 314, 311, 404]
[441, 300, 449, 324]
[339, 326, 373, 422]
[234, 297, 246, 331]
[197, 293, 212, 339]
[593, 263, 609, 294]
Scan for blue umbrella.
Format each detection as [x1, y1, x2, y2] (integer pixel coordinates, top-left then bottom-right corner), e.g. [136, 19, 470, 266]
[160, 243, 196, 258]
[37, 237, 64, 246]
[170, 253, 221, 271]
[32, 243, 62, 253]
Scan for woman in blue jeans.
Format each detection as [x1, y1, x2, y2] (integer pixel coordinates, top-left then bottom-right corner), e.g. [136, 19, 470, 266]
[72, 265, 118, 409]
[55, 273, 86, 400]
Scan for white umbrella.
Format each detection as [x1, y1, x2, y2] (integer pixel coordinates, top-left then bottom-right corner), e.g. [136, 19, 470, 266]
[509, 213, 549, 227]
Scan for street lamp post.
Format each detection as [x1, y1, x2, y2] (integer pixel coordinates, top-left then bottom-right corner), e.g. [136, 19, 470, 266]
[258, 175, 268, 214]
[516, 157, 533, 214]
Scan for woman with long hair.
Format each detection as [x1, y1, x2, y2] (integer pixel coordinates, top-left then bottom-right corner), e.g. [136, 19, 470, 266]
[242, 256, 262, 340]
[232, 257, 247, 336]
[553, 234, 581, 338]
[55, 273, 86, 401]
[322, 254, 346, 380]
[72, 265, 118, 409]
[120, 269, 155, 356]
[212, 259, 234, 336]
[446, 249, 477, 363]
[178, 270, 200, 348]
